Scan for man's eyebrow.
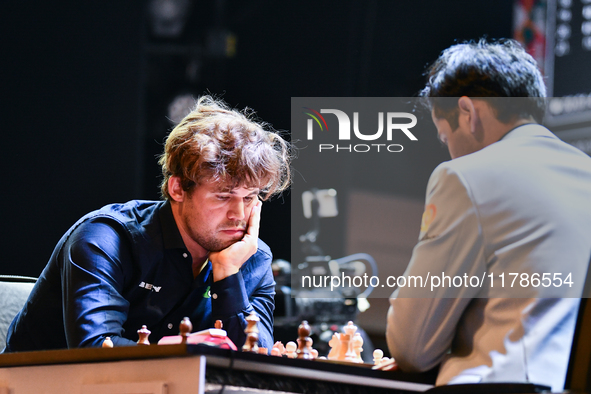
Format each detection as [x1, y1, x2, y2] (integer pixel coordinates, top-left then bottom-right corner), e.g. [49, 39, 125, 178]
[215, 188, 260, 195]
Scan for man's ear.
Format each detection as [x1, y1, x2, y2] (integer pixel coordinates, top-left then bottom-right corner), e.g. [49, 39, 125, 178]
[168, 176, 185, 202]
[457, 96, 478, 134]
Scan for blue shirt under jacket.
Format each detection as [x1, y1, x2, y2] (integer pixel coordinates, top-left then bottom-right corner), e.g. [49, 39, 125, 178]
[3, 200, 275, 352]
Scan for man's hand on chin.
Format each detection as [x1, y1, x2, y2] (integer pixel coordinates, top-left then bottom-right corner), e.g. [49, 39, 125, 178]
[209, 200, 262, 282]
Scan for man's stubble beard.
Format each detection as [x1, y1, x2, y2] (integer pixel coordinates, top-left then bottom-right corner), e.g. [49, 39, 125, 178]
[189, 220, 246, 252]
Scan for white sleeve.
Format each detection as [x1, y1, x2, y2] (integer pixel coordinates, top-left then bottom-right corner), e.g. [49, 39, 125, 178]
[386, 163, 487, 372]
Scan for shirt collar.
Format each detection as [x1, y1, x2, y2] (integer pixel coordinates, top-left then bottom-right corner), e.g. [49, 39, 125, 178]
[158, 200, 186, 250]
[499, 123, 555, 142]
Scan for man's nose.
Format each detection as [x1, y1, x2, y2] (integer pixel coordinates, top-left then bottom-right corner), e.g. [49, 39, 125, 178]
[227, 199, 246, 221]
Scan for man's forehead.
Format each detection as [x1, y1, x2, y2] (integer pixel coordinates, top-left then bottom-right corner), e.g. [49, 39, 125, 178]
[203, 179, 260, 193]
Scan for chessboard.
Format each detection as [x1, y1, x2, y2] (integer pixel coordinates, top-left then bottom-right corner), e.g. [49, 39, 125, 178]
[0, 314, 438, 394]
[103, 313, 396, 369]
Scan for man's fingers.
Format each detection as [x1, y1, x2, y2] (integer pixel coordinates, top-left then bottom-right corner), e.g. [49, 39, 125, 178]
[372, 358, 398, 371]
[209, 200, 262, 282]
[246, 199, 262, 240]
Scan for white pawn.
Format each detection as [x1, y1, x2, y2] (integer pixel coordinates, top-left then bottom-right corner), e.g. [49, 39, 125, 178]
[102, 337, 114, 348]
[285, 341, 297, 358]
[373, 349, 383, 366]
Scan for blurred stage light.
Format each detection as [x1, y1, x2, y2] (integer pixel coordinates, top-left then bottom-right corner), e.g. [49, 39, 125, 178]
[167, 93, 196, 125]
[148, 0, 192, 38]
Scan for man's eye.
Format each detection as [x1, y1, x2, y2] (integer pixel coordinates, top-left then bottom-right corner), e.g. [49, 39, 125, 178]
[216, 195, 230, 201]
[244, 197, 255, 203]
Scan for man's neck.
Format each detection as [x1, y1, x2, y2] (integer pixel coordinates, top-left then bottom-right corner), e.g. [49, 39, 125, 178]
[487, 116, 537, 146]
[169, 201, 209, 268]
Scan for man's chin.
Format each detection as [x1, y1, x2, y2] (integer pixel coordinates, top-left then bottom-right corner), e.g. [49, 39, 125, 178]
[208, 236, 243, 252]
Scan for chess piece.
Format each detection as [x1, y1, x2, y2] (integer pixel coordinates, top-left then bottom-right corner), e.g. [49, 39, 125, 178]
[305, 337, 317, 360]
[351, 332, 363, 363]
[337, 334, 351, 361]
[242, 312, 260, 353]
[102, 337, 113, 348]
[296, 320, 313, 360]
[137, 325, 151, 345]
[258, 347, 268, 355]
[372, 355, 398, 371]
[327, 333, 340, 360]
[270, 347, 282, 356]
[344, 321, 357, 337]
[373, 349, 384, 366]
[337, 321, 360, 362]
[180, 317, 192, 344]
[378, 357, 398, 371]
[344, 341, 357, 362]
[272, 341, 285, 356]
[242, 330, 259, 353]
[285, 341, 297, 358]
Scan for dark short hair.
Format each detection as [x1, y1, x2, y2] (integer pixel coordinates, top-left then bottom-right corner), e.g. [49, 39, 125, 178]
[420, 38, 546, 129]
[159, 95, 291, 200]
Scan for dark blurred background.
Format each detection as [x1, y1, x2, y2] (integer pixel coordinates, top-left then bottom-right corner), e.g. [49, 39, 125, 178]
[0, 0, 518, 277]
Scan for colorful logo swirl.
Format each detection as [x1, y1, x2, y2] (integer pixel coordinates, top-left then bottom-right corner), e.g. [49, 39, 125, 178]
[303, 107, 329, 131]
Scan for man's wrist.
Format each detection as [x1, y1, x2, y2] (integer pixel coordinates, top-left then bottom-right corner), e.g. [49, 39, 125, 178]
[210, 271, 249, 318]
[211, 264, 240, 282]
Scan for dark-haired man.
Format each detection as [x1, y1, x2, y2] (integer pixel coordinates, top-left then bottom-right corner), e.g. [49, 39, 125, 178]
[4, 96, 290, 352]
[386, 40, 591, 391]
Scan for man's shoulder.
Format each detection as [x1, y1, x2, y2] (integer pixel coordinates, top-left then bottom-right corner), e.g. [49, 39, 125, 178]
[433, 142, 500, 176]
[78, 200, 164, 229]
[431, 124, 562, 179]
[428, 160, 469, 189]
[92, 200, 164, 220]
[425, 143, 509, 204]
[65, 200, 165, 246]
